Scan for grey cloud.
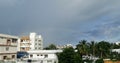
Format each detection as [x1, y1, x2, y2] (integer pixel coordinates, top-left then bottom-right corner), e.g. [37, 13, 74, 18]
[0, 0, 120, 46]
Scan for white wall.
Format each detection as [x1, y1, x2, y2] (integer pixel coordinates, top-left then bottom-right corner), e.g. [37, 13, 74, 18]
[0, 46, 17, 53]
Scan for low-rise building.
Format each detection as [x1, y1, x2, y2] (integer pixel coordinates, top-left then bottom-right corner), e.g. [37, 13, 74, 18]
[56, 44, 73, 49]
[0, 34, 19, 60]
[17, 50, 62, 63]
[112, 49, 120, 53]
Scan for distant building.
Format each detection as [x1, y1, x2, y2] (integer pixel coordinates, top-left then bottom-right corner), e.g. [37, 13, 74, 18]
[30, 33, 43, 50]
[0, 34, 19, 60]
[18, 32, 43, 51]
[115, 41, 120, 45]
[112, 49, 120, 53]
[56, 44, 73, 49]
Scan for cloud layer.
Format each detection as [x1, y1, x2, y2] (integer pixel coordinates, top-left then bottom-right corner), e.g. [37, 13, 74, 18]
[0, 0, 120, 46]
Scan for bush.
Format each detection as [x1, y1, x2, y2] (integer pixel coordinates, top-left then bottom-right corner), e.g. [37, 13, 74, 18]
[95, 59, 104, 63]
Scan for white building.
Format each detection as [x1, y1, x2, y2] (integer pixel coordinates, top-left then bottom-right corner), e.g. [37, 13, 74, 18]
[18, 32, 43, 51]
[30, 33, 43, 50]
[0, 34, 19, 60]
[115, 41, 120, 45]
[56, 44, 73, 49]
[112, 49, 120, 53]
[17, 50, 62, 63]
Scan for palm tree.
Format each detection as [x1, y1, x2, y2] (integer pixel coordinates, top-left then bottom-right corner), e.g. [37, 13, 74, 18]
[97, 41, 110, 58]
[76, 40, 89, 57]
[89, 41, 96, 57]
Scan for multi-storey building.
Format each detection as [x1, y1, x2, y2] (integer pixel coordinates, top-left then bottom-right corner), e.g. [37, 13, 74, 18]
[0, 34, 19, 60]
[18, 32, 43, 51]
[19, 36, 31, 51]
[30, 33, 43, 50]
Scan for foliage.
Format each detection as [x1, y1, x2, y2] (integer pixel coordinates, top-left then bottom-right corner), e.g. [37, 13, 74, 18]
[95, 58, 104, 63]
[76, 40, 89, 56]
[44, 44, 57, 50]
[96, 41, 111, 58]
[109, 52, 120, 61]
[58, 47, 82, 63]
[74, 52, 83, 63]
[57, 40, 120, 63]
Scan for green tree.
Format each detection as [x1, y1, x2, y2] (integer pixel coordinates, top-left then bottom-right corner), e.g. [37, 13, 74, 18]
[76, 40, 89, 57]
[74, 52, 83, 63]
[44, 44, 57, 50]
[97, 41, 110, 58]
[58, 47, 82, 63]
[95, 58, 104, 63]
[89, 41, 97, 57]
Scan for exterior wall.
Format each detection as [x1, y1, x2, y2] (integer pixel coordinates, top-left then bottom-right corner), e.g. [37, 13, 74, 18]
[20, 40, 30, 51]
[28, 54, 58, 63]
[29, 54, 57, 59]
[30, 32, 43, 50]
[0, 46, 17, 53]
[18, 50, 62, 63]
[18, 32, 43, 51]
[0, 34, 18, 60]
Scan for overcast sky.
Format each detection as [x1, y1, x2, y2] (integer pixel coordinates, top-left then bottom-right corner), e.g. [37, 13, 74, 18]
[0, 0, 120, 46]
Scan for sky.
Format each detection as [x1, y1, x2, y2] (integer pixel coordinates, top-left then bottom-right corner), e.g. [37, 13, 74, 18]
[0, 0, 120, 46]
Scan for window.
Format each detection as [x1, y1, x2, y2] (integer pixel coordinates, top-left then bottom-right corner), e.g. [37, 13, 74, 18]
[6, 47, 9, 51]
[35, 39, 37, 41]
[38, 40, 41, 42]
[12, 39, 17, 43]
[37, 54, 39, 56]
[12, 55, 15, 59]
[39, 47, 41, 49]
[47, 60, 52, 63]
[44, 55, 48, 58]
[3, 56, 7, 60]
[30, 55, 33, 58]
[21, 40, 23, 42]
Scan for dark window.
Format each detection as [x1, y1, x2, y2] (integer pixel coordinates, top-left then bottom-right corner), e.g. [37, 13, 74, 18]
[12, 39, 17, 43]
[35, 47, 37, 49]
[38, 40, 41, 42]
[30, 55, 33, 58]
[6, 47, 9, 51]
[12, 55, 15, 58]
[21, 40, 23, 42]
[44, 55, 48, 58]
[3, 56, 7, 60]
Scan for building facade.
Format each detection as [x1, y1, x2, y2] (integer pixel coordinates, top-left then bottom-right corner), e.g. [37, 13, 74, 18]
[19, 36, 31, 51]
[18, 32, 43, 51]
[0, 34, 19, 60]
[30, 33, 43, 50]
[17, 50, 62, 63]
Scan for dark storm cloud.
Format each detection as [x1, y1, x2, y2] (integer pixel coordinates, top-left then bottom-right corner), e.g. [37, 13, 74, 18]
[0, 0, 120, 46]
